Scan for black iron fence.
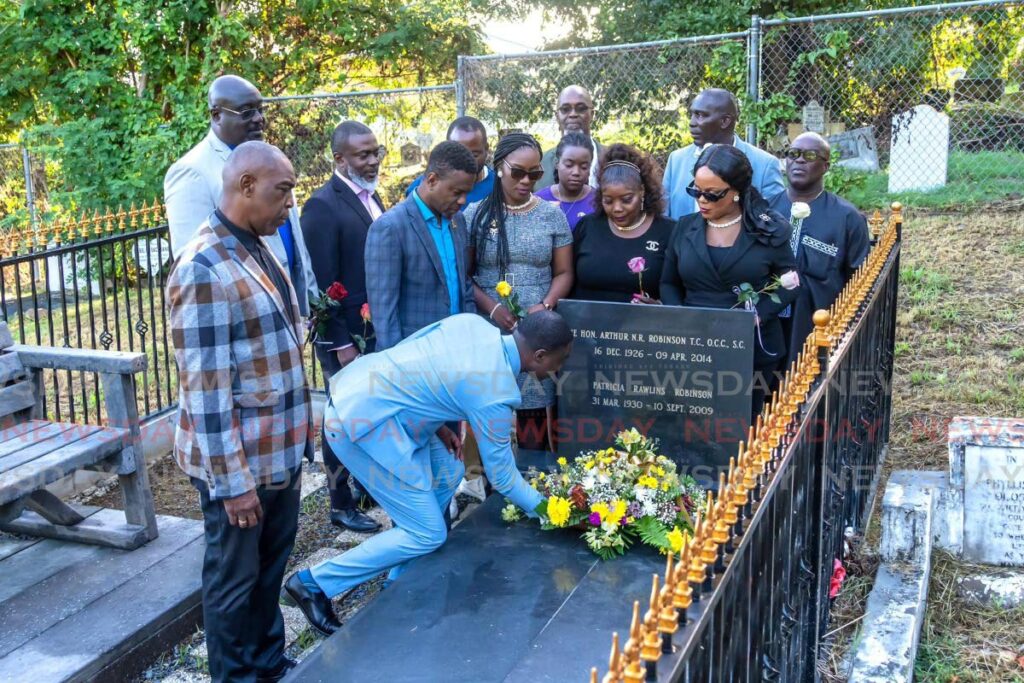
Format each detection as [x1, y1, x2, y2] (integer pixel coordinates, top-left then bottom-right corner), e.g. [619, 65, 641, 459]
[593, 205, 901, 681]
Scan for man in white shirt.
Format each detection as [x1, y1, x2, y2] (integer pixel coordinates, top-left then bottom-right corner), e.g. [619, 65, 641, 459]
[164, 74, 316, 315]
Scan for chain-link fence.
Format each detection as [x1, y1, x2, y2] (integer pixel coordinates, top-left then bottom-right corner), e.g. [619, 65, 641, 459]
[459, 32, 750, 169]
[263, 85, 457, 207]
[758, 0, 1024, 199]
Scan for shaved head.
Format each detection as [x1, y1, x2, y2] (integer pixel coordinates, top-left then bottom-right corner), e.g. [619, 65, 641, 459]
[556, 84, 595, 135]
[208, 75, 265, 147]
[792, 131, 830, 155]
[220, 142, 296, 237]
[689, 88, 739, 146]
[222, 141, 292, 193]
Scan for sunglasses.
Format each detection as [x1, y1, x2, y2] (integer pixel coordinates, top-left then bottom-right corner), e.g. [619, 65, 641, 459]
[503, 160, 544, 182]
[215, 104, 266, 121]
[784, 148, 829, 162]
[685, 182, 730, 203]
[557, 103, 593, 115]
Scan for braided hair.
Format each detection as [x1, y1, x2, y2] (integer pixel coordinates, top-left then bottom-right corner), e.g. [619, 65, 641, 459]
[469, 132, 543, 278]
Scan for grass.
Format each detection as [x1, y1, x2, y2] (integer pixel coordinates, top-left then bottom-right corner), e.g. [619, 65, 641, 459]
[843, 150, 1024, 211]
[821, 205, 1024, 680]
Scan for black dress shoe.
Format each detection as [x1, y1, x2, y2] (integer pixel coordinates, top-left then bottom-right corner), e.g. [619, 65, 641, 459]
[282, 574, 342, 637]
[330, 508, 381, 533]
[256, 657, 296, 683]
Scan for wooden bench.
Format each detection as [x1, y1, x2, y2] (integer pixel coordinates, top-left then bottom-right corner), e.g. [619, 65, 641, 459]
[0, 322, 157, 549]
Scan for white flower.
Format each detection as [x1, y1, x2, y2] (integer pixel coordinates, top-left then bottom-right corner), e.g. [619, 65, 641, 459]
[790, 202, 811, 220]
[780, 271, 801, 290]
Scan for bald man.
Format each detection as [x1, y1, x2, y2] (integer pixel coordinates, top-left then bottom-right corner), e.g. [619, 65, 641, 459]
[663, 88, 785, 219]
[770, 132, 869, 368]
[167, 141, 314, 683]
[164, 75, 317, 317]
[536, 85, 604, 189]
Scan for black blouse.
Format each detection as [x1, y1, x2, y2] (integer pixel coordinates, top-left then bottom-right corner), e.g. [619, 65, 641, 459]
[660, 212, 799, 366]
[571, 214, 676, 303]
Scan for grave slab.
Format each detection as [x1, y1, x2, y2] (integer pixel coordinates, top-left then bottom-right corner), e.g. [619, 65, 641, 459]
[888, 104, 949, 193]
[287, 493, 663, 683]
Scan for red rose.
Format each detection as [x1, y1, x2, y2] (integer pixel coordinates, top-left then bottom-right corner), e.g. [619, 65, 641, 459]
[326, 282, 348, 302]
[360, 303, 371, 322]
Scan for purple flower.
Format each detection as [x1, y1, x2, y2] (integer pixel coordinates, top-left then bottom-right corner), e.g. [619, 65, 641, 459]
[628, 257, 646, 274]
[619, 516, 629, 526]
[589, 512, 601, 526]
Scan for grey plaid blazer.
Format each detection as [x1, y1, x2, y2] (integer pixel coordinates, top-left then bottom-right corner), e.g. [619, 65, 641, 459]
[167, 213, 314, 499]
[364, 197, 476, 350]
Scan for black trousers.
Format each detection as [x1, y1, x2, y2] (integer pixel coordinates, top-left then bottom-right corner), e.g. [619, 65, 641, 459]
[316, 346, 370, 510]
[193, 469, 301, 683]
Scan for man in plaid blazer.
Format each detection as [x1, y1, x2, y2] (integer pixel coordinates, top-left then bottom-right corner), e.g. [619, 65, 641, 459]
[365, 141, 479, 350]
[167, 141, 313, 683]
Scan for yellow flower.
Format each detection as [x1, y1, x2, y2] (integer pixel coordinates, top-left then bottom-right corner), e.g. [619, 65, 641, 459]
[562, 474, 570, 485]
[620, 428, 642, 446]
[495, 281, 512, 298]
[592, 500, 627, 527]
[538, 472, 546, 480]
[547, 496, 572, 527]
[638, 475, 658, 489]
[584, 460, 595, 470]
[667, 526, 685, 554]
[557, 456, 568, 467]
[661, 481, 671, 491]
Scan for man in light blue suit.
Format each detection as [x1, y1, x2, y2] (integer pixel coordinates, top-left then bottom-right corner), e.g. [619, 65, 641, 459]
[663, 88, 785, 220]
[282, 312, 573, 635]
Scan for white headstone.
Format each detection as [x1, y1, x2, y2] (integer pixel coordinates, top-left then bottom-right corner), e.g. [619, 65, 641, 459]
[951, 417, 1024, 566]
[828, 127, 880, 173]
[802, 100, 826, 134]
[888, 104, 949, 193]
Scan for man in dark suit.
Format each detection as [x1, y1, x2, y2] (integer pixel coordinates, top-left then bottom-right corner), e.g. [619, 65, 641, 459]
[300, 121, 384, 533]
[365, 141, 478, 350]
[770, 132, 870, 368]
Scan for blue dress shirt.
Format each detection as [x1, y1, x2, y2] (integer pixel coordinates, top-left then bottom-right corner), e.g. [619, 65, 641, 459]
[412, 190, 461, 315]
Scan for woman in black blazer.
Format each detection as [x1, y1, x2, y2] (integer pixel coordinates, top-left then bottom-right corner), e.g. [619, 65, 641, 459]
[660, 144, 800, 417]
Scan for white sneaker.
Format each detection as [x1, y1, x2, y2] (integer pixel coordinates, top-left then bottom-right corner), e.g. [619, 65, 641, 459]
[448, 496, 460, 521]
[456, 476, 487, 503]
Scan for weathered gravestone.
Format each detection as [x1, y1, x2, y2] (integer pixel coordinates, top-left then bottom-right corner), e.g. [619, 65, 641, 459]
[829, 127, 880, 173]
[556, 300, 754, 484]
[950, 416, 1024, 566]
[888, 104, 950, 193]
[802, 100, 826, 134]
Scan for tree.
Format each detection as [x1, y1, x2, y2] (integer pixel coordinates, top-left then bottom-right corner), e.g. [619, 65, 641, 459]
[0, 0, 484, 217]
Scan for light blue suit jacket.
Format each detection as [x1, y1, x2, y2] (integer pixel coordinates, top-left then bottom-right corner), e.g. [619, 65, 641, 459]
[325, 314, 544, 514]
[662, 138, 786, 220]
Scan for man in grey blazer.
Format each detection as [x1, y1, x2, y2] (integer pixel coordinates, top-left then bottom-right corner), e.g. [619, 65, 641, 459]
[663, 88, 786, 220]
[164, 75, 316, 315]
[365, 141, 478, 350]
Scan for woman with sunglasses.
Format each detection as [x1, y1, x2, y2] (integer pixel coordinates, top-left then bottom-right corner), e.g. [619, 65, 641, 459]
[535, 132, 597, 232]
[570, 143, 674, 304]
[660, 144, 800, 417]
[467, 132, 574, 450]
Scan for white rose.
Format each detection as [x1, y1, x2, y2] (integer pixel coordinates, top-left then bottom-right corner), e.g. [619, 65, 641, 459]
[780, 271, 801, 290]
[790, 202, 811, 220]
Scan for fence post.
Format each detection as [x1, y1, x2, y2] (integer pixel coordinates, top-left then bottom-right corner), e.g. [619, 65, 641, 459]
[746, 15, 762, 146]
[21, 146, 37, 229]
[456, 55, 467, 117]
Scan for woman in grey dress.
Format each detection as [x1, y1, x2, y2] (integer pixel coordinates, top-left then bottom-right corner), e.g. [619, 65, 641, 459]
[467, 132, 574, 450]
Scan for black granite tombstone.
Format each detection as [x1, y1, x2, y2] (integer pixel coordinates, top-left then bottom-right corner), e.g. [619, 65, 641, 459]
[555, 300, 754, 483]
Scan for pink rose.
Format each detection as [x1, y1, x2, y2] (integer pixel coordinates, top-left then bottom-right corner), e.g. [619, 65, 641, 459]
[829, 558, 847, 598]
[628, 257, 646, 274]
[779, 271, 800, 290]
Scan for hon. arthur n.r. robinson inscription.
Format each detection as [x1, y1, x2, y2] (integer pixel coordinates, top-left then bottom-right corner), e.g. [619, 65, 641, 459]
[555, 300, 754, 479]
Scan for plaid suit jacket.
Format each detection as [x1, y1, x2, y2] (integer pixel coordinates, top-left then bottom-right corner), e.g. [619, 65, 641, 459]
[364, 197, 476, 350]
[167, 213, 314, 499]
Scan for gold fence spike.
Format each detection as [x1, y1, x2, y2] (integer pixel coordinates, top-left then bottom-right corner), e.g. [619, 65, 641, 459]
[591, 667, 599, 683]
[602, 632, 622, 683]
[641, 575, 662, 663]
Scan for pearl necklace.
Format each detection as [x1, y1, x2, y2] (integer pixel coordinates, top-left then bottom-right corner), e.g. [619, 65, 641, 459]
[707, 215, 742, 229]
[504, 196, 537, 213]
[611, 213, 648, 233]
